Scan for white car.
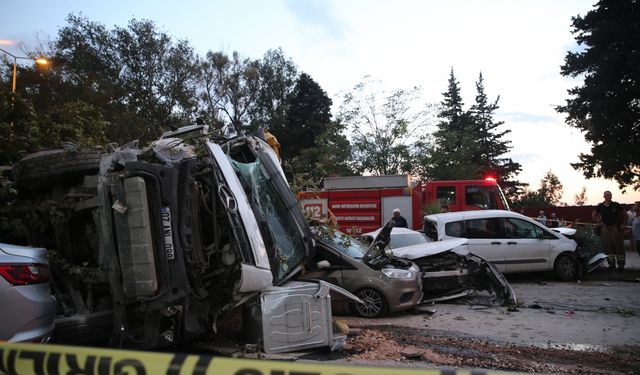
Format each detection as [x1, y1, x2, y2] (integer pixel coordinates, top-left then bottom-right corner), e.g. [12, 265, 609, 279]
[423, 210, 602, 280]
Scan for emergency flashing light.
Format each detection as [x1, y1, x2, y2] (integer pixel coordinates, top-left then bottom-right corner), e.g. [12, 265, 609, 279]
[484, 176, 496, 181]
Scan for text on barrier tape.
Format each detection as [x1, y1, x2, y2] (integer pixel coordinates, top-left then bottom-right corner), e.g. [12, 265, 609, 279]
[0, 342, 495, 375]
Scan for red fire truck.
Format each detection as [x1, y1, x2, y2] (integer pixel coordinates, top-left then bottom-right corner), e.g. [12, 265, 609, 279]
[298, 175, 510, 234]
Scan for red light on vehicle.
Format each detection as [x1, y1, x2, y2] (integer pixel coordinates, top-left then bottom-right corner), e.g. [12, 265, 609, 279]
[484, 176, 496, 182]
[0, 263, 50, 286]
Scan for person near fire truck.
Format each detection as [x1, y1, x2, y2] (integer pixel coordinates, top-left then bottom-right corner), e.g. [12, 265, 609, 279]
[392, 208, 408, 228]
[592, 191, 627, 271]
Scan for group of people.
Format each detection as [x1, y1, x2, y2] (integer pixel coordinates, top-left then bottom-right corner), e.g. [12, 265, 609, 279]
[535, 211, 562, 228]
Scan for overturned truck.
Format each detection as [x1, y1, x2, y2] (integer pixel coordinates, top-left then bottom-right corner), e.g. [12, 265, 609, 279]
[11, 126, 352, 352]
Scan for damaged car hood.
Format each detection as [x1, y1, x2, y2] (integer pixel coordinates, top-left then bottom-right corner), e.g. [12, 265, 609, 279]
[390, 238, 469, 259]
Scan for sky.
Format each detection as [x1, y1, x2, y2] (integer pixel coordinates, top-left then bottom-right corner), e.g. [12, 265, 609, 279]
[2, 0, 638, 206]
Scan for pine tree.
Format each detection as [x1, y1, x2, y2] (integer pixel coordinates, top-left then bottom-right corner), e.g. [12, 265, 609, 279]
[428, 68, 478, 179]
[269, 73, 332, 160]
[469, 72, 521, 184]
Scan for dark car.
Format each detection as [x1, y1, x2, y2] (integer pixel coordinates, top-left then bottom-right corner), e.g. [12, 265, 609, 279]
[301, 227, 423, 318]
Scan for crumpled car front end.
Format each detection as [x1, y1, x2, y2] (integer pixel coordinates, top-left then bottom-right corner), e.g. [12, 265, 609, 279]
[391, 240, 517, 305]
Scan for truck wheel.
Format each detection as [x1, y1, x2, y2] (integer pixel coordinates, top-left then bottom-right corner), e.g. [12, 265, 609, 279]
[352, 288, 388, 318]
[12, 149, 101, 189]
[554, 254, 578, 281]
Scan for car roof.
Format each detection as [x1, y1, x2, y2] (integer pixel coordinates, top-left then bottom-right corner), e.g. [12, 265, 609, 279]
[363, 227, 423, 237]
[425, 210, 527, 223]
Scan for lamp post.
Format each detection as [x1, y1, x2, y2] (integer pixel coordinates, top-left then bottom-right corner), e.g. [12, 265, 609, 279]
[0, 47, 49, 93]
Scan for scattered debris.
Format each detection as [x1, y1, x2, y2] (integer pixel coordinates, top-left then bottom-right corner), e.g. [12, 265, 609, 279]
[343, 324, 640, 374]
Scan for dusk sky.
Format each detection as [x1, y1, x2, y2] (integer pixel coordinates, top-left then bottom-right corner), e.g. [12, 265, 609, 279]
[2, 0, 638, 205]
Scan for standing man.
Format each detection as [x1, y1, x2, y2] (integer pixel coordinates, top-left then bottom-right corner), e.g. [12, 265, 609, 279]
[392, 208, 408, 228]
[537, 211, 547, 226]
[592, 191, 627, 271]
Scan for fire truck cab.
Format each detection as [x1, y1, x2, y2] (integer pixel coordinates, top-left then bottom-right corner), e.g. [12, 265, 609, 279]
[298, 175, 509, 235]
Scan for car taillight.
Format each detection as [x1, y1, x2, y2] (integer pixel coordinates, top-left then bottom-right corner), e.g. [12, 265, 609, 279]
[0, 263, 50, 286]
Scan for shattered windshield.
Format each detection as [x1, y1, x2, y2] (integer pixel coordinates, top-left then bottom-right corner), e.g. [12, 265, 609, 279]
[321, 231, 368, 259]
[230, 158, 305, 284]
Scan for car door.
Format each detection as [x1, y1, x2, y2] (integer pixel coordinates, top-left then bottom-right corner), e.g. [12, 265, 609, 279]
[500, 217, 552, 273]
[300, 244, 345, 287]
[463, 218, 508, 272]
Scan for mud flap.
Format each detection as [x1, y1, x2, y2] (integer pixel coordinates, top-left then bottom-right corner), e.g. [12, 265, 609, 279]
[586, 253, 607, 272]
[466, 254, 517, 305]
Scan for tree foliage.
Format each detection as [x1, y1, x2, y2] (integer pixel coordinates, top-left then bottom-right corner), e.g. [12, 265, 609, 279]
[276, 73, 352, 190]
[514, 170, 564, 208]
[200, 51, 260, 134]
[574, 186, 587, 206]
[0, 92, 106, 165]
[339, 77, 430, 175]
[51, 15, 201, 142]
[429, 69, 522, 192]
[558, 0, 640, 190]
[250, 48, 298, 132]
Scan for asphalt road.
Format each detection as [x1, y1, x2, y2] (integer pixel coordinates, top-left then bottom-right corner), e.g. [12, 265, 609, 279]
[342, 258, 640, 349]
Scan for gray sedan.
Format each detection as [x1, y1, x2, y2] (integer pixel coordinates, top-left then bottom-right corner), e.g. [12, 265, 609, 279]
[300, 229, 423, 318]
[0, 243, 56, 342]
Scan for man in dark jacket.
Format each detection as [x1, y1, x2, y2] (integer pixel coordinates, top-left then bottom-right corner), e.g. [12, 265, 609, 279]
[592, 191, 627, 271]
[392, 208, 408, 228]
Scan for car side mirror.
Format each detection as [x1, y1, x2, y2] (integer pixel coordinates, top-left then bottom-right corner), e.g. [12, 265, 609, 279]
[317, 260, 331, 269]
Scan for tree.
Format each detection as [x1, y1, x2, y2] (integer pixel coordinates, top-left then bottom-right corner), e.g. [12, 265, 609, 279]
[339, 77, 429, 175]
[558, 0, 640, 191]
[200, 51, 260, 134]
[276, 73, 352, 190]
[0, 92, 106, 165]
[428, 69, 522, 186]
[49, 15, 201, 142]
[469, 73, 521, 181]
[272, 73, 332, 160]
[428, 69, 478, 179]
[574, 186, 587, 206]
[250, 48, 298, 132]
[514, 170, 564, 208]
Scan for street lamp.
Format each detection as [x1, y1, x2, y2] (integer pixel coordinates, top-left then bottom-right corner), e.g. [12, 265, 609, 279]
[0, 47, 49, 93]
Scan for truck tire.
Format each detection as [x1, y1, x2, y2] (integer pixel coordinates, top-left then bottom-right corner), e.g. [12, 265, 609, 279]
[12, 149, 101, 189]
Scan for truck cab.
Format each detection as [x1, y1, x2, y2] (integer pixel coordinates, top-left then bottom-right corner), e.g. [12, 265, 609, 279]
[424, 178, 510, 212]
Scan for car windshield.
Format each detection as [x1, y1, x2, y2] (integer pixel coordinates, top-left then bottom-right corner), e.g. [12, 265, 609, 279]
[230, 158, 306, 283]
[465, 185, 510, 210]
[322, 230, 369, 259]
[423, 220, 439, 241]
[389, 233, 430, 248]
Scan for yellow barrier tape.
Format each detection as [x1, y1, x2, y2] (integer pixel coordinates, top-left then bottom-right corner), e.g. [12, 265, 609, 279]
[0, 342, 494, 375]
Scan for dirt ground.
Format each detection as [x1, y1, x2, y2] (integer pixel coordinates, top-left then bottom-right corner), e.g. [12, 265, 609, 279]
[325, 273, 640, 374]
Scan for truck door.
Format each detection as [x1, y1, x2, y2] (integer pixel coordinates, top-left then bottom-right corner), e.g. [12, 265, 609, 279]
[381, 195, 412, 228]
[435, 184, 457, 211]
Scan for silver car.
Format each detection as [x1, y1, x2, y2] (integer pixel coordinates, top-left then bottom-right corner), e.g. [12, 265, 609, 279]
[0, 243, 56, 342]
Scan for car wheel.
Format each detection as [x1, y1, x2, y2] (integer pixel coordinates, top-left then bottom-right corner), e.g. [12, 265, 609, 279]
[352, 288, 388, 318]
[554, 254, 578, 281]
[12, 148, 101, 189]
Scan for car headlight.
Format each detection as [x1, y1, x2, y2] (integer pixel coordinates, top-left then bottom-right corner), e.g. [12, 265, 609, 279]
[382, 268, 413, 279]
